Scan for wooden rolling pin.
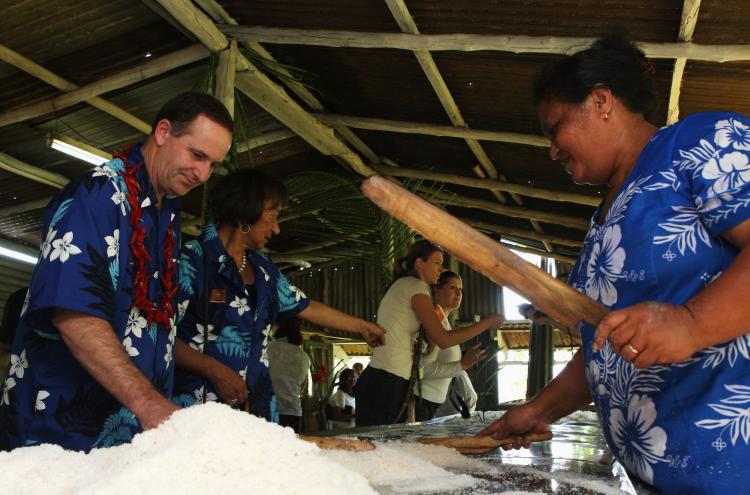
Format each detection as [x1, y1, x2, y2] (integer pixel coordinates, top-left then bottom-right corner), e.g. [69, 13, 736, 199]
[418, 431, 553, 455]
[361, 176, 609, 335]
[298, 435, 376, 451]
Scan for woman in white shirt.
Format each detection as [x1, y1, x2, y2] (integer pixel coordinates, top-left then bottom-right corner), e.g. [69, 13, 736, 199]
[354, 240, 503, 426]
[414, 271, 485, 421]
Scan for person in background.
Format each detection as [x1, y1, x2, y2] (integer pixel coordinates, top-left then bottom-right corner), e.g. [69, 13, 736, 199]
[354, 240, 503, 427]
[414, 271, 485, 421]
[0, 288, 26, 380]
[0, 92, 233, 451]
[352, 362, 364, 378]
[173, 169, 385, 420]
[267, 317, 310, 433]
[480, 33, 750, 494]
[327, 368, 356, 429]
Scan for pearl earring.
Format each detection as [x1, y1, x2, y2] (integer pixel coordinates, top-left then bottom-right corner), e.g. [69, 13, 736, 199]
[604, 112, 609, 120]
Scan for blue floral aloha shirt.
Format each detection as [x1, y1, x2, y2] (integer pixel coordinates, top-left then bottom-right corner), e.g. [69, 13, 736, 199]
[570, 112, 750, 493]
[172, 222, 309, 421]
[0, 145, 181, 452]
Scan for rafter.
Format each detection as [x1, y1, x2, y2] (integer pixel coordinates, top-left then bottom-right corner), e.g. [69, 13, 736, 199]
[372, 165, 599, 206]
[0, 43, 151, 134]
[418, 187, 591, 231]
[221, 26, 750, 62]
[667, 0, 702, 124]
[0, 44, 210, 128]
[153, 0, 375, 177]
[316, 113, 549, 147]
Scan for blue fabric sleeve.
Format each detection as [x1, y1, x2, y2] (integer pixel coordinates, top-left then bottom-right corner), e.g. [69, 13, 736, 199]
[675, 113, 750, 237]
[274, 268, 310, 319]
[25, 179, 120, 331]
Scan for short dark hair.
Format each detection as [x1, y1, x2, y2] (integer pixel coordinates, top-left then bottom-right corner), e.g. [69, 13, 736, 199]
[435, 270, 461, 288]
[338, 368, 356, 388]
[393, 239, 443, 280]
[275, 317, 302, 346]
[208, 169, 288, 227]
[151, 92, 234, 136]
[533, 30, 658, 118]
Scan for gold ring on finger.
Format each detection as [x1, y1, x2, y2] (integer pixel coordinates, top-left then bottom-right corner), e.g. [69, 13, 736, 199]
[626, 344, 640, 354]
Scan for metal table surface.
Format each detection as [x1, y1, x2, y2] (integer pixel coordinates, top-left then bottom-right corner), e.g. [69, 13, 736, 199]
[318, 411, 658, 494]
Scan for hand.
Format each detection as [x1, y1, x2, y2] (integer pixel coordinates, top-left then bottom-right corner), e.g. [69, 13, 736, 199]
[481, 314, 504, 330]
[360, 321, 386, 347]
[461, 344, 487, 370]
[137, 398, 180, 430]
[477, 402, 551, 450]
[593, 301, 702, 368]
[208, 360, 249, 407]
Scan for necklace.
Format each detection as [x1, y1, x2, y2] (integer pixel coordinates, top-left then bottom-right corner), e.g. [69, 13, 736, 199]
[237, 253, 247, 274]
[114, 147, 177, 329]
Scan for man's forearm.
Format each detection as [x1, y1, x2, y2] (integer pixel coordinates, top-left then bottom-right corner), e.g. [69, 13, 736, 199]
[54, 309, 174, 425]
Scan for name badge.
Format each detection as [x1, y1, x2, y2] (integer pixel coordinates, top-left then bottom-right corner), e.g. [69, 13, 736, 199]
[210, 288, 227, 303]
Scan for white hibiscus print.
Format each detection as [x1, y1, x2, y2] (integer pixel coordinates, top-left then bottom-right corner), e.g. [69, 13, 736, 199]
[111, 191, 127, 206]
[239, 366, 248, 381]
[289, 285, 306, 302]
[122, 337, 139, 357]
[92, 165, 117, 178]
[2, 377, 16, 406]
[608, 394, 667, 485]
[193, 385, 218, 403]
[49, 231, 82, 263]
[125, 307, 147, 338]
[35, 390, 50, 411]
[164, 342, 173, 367]
[259, 266, 270, 281]
[260, 324, 272, 367]
[702, 151, 750, 196]
[177, 300, 189, 322]
[105, 229, 119, 258]
[585, 224, 626, 306]
[41, 228, 57, 259]
[714, 118, 750, 151]
[190, 324, 217, 352]
[229, 296, 250, 316]
[9, 349, 28, 379]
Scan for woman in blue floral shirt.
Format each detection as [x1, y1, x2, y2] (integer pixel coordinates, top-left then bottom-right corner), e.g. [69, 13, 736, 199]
[173, 170, 384, 420]
[480, 34, 750, 493]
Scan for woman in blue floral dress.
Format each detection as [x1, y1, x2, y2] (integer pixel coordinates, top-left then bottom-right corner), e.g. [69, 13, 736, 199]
[172, 169, 384, 420]
[480, 34, 750, 493]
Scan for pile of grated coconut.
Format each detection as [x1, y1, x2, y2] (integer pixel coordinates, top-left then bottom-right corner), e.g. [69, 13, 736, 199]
[2, 403, 484, 494]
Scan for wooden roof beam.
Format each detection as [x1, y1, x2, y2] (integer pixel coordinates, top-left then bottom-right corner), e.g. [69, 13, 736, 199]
[417, 186, 591, 231]
[462, 217, 583, 248]
[153, 0, 375, 177]
[667, 0, 702, 124]
[0, 152, 69, 189]
[372, 164, 599, 206]
[316, 113, 549, 147]
[0, 45, 210, 128]
[221, 26, 750, 62]
[0, 44, 152, 135]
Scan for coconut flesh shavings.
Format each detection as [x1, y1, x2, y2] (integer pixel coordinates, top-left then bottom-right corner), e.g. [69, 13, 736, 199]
[1, 403, 484, 495]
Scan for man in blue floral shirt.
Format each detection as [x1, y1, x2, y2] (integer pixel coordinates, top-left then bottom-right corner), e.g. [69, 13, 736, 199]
[0, 93, 233, 451]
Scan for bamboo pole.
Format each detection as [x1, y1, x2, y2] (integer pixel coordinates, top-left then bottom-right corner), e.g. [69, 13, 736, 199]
[221, 26, 750, 62]
[0, 44, 151, 134]
[0, 44, 210, 128]
[374, 165, 599, 206]
[0, 197, 53, 218]
[362, 176, 608, 331]
[154, 0, 376, 177]
[463, 217, 583, 248]
[421, 186, 591, 231]
[316, 113, 550, 148]
[0, 152, 69, 189]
